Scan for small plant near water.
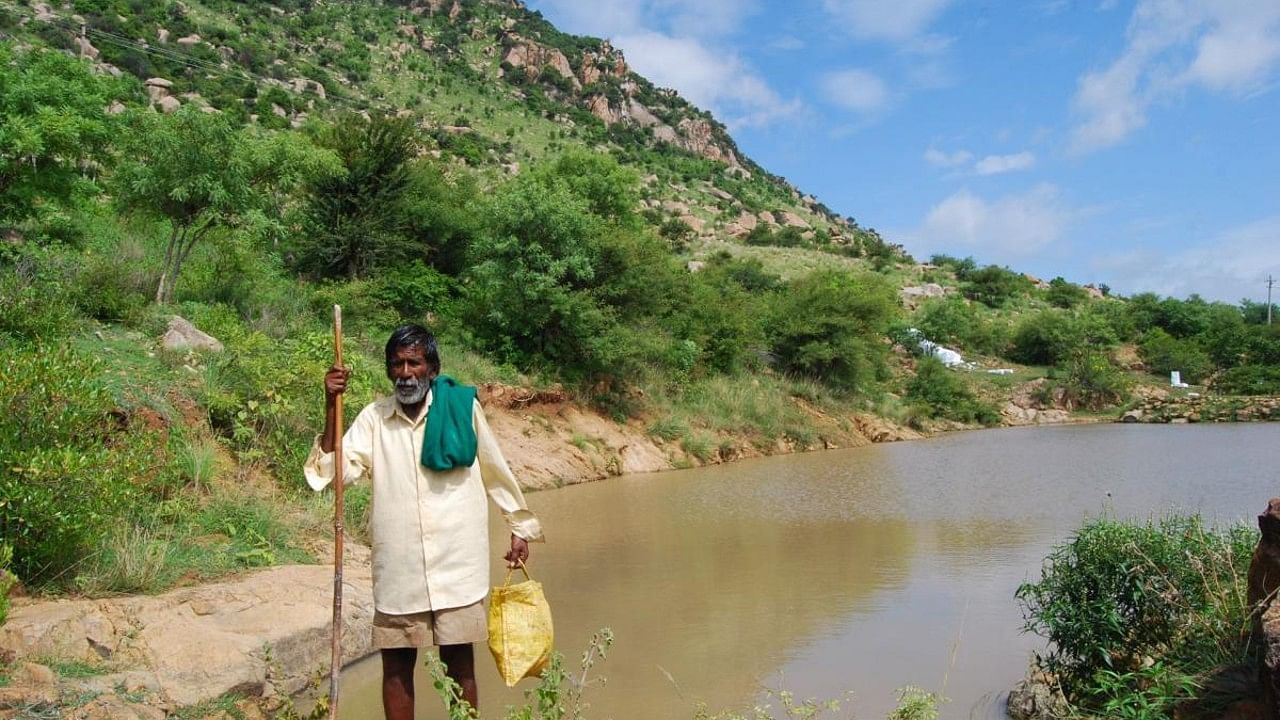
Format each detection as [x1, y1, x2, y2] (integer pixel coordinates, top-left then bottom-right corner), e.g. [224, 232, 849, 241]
[1016, 513, 1256, 717]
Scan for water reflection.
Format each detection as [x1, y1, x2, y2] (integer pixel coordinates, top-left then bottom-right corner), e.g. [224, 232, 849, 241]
[338, 423, 1280, 719]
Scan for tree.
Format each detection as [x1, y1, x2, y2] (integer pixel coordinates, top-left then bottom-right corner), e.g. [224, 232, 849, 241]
[1045, 277, 1088, 308]
[114, 107, 337, 303]
[291, 113, 421, 279]
[962, 265, 1033, 308]
[0, 45, 122, 233]
[462, 152, 674, 384]
[769, 270, 899, 392]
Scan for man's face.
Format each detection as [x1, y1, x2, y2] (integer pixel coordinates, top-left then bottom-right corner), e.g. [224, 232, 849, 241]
[388, 345, 436, 405]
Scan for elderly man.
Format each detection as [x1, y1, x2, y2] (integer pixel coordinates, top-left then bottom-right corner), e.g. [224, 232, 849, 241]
[305, 324, 543, 719]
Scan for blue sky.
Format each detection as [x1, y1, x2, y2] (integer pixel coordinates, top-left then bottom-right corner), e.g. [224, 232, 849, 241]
[525, 0, 1280, 303]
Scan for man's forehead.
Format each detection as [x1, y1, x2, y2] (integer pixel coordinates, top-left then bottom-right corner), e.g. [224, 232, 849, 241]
[390, 344, 428, 361]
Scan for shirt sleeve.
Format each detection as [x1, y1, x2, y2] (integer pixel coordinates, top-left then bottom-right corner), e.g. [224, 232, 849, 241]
[474, 399, 544, 542]
[303, 403, 375, 491]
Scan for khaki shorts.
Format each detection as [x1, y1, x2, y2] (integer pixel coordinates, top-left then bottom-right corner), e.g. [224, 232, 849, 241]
[371, 601, 487, 648]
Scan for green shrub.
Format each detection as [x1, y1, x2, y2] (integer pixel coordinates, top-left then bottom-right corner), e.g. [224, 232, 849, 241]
[905, 357, 998, 425]
[961, 265, 1032, 308]
[913, 295, 1009, 356]
[0, 343, 174, 585]
[73, 243, 152, 323]
[1016, 515, 1255, 707]
[0, 543, 15, 626]
[768, 269, 898, 392]
[1044, 277, 1088, 308]
[1213, 365, 1280, 395]
[1055, 350, 1130, 410]
[1011, 309, 1119, 366]
[1138, 329, 1213, 384]
[0, 254, 81, 341]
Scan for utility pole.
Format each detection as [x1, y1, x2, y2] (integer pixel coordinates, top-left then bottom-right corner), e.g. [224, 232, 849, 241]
[1268, 274, 1274, 326]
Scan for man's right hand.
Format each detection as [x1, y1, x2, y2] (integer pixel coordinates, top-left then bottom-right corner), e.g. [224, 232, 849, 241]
[325, 365, 350, 397]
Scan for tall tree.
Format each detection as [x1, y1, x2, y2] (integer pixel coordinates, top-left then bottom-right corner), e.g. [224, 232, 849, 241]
[292, 113, 421, 279]
[0, 45, 121, 234]
[114, 107, 337, 303]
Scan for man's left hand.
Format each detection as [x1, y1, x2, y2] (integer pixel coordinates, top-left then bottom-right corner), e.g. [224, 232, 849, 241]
[505, 534, 529, 569]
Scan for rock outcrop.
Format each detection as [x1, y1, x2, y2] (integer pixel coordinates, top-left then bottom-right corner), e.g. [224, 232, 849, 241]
[899, 283, 947, 307]
[1250, 499, 1280, 718]
[0, 561, 375, 708]
[161, 316, 224, 353]
[502, 38, 579, 90]
[1117, 396, 1280, 424]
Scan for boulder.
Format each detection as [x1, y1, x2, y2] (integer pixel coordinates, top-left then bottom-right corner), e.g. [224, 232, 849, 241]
[1007, 660, 1070, 719]
[161, 316, 224, 353]
[776, 211, 808, 228]
[899, 283, 946, 307]
[678, 214, 705, 233]
[586, 94, 618, 125]
[76, 36, 100, 60]
[1120, 409, 1143, 423]
[175, 34, 201, 48]
[157, 95, 181, 114]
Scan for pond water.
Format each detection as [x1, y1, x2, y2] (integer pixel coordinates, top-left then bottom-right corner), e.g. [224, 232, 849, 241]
[337, 423, 1280, 719]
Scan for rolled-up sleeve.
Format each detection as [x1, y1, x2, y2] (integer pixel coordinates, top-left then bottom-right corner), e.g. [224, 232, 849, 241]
[303, 405, 375, 491]
[474, 400, 544, 542]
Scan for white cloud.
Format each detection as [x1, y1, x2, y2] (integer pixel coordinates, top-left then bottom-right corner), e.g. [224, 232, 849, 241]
[820, 69, 889, 113]
[533, 0, 756, 38]
[649, 0, 759, 37]
[1093, 215, 1280, 302]
[923, 148, 973, 168]
[532, 0, 645, 38]
[974, 151, 1036, 175]
[1070, 1, 1280, 153]
[527, 1, 797, 129]
[821, 0, 953, 41]
[614, 32, 802, 128]
[906, 184, 1073, 260]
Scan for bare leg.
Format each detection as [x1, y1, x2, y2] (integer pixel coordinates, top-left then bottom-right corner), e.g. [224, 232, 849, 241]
[381, 647, 417, 720]
[439, 642, 478, 712]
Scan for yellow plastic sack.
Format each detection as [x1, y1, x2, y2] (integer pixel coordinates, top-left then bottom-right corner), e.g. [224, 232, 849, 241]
[488, 562, 554, 687]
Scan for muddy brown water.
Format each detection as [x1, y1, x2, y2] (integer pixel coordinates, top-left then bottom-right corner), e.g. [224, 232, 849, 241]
[336, 423, 1280, 719]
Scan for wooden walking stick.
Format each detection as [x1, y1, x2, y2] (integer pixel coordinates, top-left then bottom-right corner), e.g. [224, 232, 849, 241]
[329, 305, 345, 719]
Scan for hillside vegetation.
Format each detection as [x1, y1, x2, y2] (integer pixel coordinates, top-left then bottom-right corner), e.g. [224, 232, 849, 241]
[1, 0, 1278, 609]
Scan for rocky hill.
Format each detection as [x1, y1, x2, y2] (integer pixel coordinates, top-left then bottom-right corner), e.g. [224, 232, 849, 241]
[7, 0, 889, 259]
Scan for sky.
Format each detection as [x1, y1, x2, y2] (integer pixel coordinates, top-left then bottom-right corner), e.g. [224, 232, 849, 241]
[524, 0, 1280, 303]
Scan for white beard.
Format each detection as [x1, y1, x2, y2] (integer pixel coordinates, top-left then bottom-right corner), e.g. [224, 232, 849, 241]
[394, 378, 428, 405]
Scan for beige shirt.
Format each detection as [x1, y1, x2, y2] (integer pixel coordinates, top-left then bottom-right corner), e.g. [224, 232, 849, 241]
[304, 393, 543, 614]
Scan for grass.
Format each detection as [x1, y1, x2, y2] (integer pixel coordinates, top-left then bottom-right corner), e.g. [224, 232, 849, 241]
[73, 490, 316, 595]
[170, 693, 247, 720]
[178, 439, 221, 492]
[644, 372, 829, 449]
[36, 657, 109, 679]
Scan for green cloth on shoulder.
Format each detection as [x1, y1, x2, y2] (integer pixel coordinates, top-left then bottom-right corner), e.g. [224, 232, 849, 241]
[420, 374, 478, 471]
